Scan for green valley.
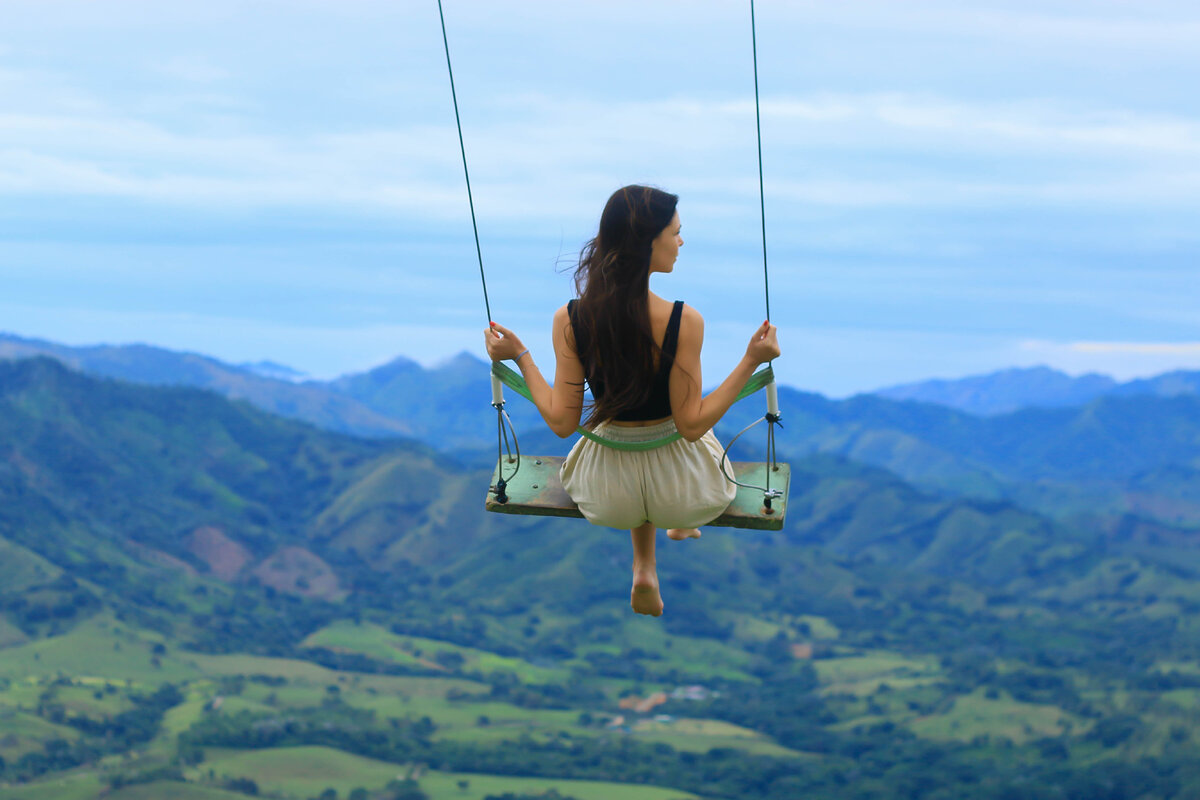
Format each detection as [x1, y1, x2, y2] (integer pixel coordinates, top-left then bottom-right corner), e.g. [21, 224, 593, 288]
[2, 357, 1199, 799]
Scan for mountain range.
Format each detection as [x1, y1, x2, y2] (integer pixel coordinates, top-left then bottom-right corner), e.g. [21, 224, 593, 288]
[3, 354, 1195, 642]
[4, 332, 1198, 531]
[4, 330, 1198, 443]
[874, 365, 1200, 415]
[3, 342, 1200, 797]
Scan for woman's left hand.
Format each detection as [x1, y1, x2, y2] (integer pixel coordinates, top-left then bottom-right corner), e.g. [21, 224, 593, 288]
[484, 321, 526, 362]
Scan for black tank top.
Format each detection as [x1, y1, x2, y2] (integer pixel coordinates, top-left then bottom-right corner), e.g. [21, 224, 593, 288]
[568, 299, 684, 422]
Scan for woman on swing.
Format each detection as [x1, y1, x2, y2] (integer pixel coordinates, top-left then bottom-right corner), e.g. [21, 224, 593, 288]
[485, 185, 781, 617]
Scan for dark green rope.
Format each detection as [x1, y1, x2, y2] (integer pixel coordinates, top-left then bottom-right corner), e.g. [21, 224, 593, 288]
[437, 0, 492, 326]
[750, 0, 771, 325]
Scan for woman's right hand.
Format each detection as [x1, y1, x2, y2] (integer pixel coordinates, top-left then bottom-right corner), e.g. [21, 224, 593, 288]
[745, 321, 781, 364]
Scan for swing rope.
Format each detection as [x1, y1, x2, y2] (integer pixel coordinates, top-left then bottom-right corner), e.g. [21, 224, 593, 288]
[437, 0, 492, 328]
[751, 0, 771, 326]
[739, 0, 784, 511]
[437, 0, 520, 499]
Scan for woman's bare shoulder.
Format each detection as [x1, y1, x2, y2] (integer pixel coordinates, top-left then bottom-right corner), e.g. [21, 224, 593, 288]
[676, 302, 704, 348]
[679, 301, 703, 327]
[553, 303, 577, 352]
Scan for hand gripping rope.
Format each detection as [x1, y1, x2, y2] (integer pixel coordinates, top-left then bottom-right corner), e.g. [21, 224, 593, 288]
[436, 0, 522, 502]
[718, 0, 785, 516]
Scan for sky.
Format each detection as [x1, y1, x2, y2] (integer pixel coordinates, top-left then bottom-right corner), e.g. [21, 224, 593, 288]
[1, 0, 1198, 396]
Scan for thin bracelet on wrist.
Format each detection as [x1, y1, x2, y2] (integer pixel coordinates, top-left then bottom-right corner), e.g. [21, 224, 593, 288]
[513, 349, 530, 364]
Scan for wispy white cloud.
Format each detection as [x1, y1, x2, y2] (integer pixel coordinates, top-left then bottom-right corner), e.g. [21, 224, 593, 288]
[1, 0, 1197, 390]
[1, 89, 1197, 222]
[760, 94, 1200, 156]
[1018, 338, 1200, 380]
[1066, 341, 1200, 355]
[789, 2, 1200, 50]
[155, 56, 231, 84]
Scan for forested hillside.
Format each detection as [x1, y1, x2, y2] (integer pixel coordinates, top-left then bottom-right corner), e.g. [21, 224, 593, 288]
[1, 357, 1199, 799]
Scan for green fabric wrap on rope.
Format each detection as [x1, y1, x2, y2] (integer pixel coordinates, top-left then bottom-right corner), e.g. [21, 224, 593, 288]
[490, 361, 776, 452]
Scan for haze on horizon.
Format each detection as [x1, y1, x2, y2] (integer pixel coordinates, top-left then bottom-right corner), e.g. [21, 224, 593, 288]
[2, 0, 1198, 396]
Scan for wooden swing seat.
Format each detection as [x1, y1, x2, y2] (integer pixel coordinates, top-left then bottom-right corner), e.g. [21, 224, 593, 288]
[485, 456, 790, 531]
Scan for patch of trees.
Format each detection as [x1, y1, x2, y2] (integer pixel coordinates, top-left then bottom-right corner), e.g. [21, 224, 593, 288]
[66, 683, 184, 740]
[0, 575, 101, 632]
[389, 616, 503, 655]
[681, 669, 833, 753]
[179, 707, 435, 759]
[447, 671, 604, 710]
[107, 765, 186, 790]
[187, 586, 339, 654]
[302, 646, 443, 678]
[1, 683, 183, 783]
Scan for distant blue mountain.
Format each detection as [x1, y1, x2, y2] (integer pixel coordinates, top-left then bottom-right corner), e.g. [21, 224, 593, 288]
[239, 360, 309, 382]
[873, 365, 1200, 415]
[0, 332, 410, 438]
[1113, 370, 1200, 400]
[5, 334, 1199, 531]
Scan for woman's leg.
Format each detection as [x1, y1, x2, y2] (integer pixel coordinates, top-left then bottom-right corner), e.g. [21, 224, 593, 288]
[630, 521, 664, 616]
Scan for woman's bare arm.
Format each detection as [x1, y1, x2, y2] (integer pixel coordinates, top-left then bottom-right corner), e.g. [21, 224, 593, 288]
[669, 306, 779, 442]
[484, 306, 585, 438]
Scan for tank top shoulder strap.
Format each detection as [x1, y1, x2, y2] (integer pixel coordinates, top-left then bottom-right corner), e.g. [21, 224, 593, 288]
[567, 299, 582, 348]
[661, 301, 684, 361]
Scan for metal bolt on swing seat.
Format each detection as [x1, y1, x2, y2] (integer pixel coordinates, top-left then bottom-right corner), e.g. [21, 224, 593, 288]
[762, 487, 782, 515]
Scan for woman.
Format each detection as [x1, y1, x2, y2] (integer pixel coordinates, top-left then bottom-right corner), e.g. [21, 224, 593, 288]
[484, 185, 780, 616]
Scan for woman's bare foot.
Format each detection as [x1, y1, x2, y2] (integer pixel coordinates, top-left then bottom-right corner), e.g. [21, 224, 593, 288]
[631, 565, 663, 616]
[667, 528, 701, 540]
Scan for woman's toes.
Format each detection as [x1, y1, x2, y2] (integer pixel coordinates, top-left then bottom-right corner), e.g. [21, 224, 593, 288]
[631, 585, 663, 616]
[667, 528, 701, 540]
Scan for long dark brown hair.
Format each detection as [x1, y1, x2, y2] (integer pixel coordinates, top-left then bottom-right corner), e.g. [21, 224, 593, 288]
[570, 185, 679, 428]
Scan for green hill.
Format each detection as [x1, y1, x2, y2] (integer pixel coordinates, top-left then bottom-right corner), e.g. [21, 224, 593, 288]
[3, 357, 1200, 799]
[7, 337, 1199, 537]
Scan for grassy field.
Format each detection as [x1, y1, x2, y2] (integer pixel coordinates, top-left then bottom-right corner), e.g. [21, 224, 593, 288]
[44, 683, 136, 719]
[0, 615, 200, 683]
[301, 621, 571, 684]
[190, 745, 406, 796]
[0, 682, 44, 710]
[106, 782, 251, 800]
[0, 613, 806, 799]
[8, 609, 1188, 799]
[430, 709, 805, 760]
[0, 539, 61, 595]
[419, 769, 701, 800]
[907, 688, 1079, 744]
[629, 717, 804, 758]
[193, 745, 700, 800]
[0, 618, 28, 650]
[813, 650, 942, 696]
[0, 711, 82, 762]
[0, 770, 106, 800]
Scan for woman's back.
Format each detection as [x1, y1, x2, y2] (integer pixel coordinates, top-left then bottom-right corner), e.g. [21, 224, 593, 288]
[569, 293, 684, 427]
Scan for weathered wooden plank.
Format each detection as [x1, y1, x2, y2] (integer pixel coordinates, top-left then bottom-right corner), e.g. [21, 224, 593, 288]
[485, 456, 789, 531]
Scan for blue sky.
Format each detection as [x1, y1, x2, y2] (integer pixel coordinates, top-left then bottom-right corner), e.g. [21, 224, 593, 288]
[2, 0, 1198, 395]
